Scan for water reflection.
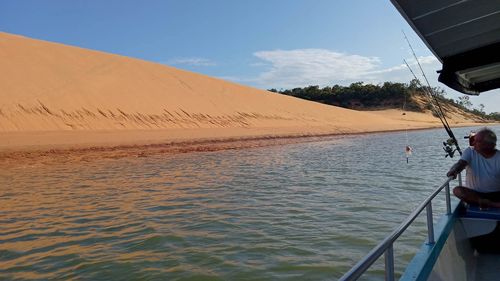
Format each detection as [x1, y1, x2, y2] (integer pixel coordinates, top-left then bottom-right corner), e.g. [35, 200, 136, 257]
[1, 126, 497, 280]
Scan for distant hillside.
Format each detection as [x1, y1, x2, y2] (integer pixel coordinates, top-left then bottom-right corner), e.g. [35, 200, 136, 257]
[0, 32, 421, 136]
[270, 81, 500, 122]
[0, 32, 493, 152]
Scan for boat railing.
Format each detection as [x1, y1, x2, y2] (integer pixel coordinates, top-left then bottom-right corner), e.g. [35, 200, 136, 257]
[339, 174, 461, 281]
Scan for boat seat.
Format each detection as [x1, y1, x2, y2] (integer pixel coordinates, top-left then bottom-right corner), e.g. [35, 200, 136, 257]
[459, 204, 500, 251]
[463, 204, 500, 220]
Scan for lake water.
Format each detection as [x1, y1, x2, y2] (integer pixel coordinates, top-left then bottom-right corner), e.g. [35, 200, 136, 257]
[1, 125, 496, 280]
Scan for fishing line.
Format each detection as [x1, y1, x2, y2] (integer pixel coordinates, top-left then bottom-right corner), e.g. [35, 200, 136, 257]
[402, 82, 412, 163]
[402, 31, 462, 157]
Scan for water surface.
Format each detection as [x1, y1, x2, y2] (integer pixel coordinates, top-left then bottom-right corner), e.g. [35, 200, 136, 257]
[1, 126, 494, 280]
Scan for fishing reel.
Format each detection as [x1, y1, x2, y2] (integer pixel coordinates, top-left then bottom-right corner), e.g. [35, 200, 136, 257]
[443, 138, 457, 158]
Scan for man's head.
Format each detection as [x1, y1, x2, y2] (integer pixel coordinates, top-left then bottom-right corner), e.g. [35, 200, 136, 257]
[473, 128, 497, 152]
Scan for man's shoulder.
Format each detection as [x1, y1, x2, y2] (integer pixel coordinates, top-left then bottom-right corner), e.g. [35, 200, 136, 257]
[461, 147, 473, 160]
[464, 147, 474, 153]
[494, 149, 500, 159]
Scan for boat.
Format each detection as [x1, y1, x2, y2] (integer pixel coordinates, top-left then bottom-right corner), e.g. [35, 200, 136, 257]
[340, 1, 500, 280]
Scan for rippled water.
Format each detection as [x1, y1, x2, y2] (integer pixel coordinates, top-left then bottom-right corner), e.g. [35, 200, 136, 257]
[1, 126, 496, 280]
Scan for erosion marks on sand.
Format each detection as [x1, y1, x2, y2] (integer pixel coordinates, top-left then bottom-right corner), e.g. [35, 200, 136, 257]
[0, 102, 294, 131]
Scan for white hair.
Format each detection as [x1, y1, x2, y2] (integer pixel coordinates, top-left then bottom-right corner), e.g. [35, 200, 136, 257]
[478, 128, 497, 146]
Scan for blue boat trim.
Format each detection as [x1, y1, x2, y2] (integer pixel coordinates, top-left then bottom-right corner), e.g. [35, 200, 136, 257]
[399, 200, 461, 281]
[464, 204, 500, 220]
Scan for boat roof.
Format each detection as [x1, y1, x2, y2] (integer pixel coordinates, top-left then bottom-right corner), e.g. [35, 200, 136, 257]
[390, 0, 500, 95]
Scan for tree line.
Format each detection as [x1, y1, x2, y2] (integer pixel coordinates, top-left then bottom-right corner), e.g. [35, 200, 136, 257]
[269, 80, 500, 121]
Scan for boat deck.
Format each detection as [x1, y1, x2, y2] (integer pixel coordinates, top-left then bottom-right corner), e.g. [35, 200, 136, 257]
[464, 205, 500, 281]
[406, 202, 500, 281]
[476, 253, 500, 281]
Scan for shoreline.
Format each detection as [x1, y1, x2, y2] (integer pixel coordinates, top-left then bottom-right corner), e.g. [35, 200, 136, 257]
[1, 32, 497, 168]
[0, 122, 491, 167]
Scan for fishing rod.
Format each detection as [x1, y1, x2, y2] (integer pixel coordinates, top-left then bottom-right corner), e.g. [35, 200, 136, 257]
[402, 31, 462, 158]
[403, 60, 460, 157]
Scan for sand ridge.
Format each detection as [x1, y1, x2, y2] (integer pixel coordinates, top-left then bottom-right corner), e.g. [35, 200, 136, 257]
[0, 33, 366, 129]
[0, 32, 490, 162]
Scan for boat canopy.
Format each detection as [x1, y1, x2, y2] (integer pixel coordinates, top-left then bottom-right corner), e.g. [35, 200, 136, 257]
[390, 0, 500, 95]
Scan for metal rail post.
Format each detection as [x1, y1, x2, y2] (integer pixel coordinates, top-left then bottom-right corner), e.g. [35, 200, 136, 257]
[339, 177, 453, 280]
[426, 203, 435, 244]
[385, 245, 395, 281]
[445, 182, 451, 215]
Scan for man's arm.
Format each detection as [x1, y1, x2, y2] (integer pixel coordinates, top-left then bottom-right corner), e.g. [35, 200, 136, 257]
[447, 159, 468, 178]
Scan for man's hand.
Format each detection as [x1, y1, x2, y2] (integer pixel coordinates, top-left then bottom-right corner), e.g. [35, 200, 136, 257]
[446, 160, 468, 179]
[447, 168, 458, 179]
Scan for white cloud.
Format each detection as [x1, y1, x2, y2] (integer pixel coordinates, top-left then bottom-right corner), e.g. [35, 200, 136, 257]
[365, 55, 441, 85]
[250, 48, 442, 90]
[253, 49, 381, 88]
[167, 57, 216, 66]
[248, 50, 500, 113]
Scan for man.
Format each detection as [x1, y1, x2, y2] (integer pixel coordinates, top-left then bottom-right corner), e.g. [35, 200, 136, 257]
[447, 128, 500, 208]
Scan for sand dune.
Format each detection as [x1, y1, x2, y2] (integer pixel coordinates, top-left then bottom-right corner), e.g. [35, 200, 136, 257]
[0, 32, 482, 153]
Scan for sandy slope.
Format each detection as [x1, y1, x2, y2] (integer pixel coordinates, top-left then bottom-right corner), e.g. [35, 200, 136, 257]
[0, 32, 484, 153]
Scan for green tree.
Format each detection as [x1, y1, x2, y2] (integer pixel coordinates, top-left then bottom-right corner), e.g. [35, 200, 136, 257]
[458, 96, 472, 109]
[478, 104, 485, 113]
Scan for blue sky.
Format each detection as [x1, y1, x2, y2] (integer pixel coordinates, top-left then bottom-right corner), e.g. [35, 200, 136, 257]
[1, 0, 499, 113]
